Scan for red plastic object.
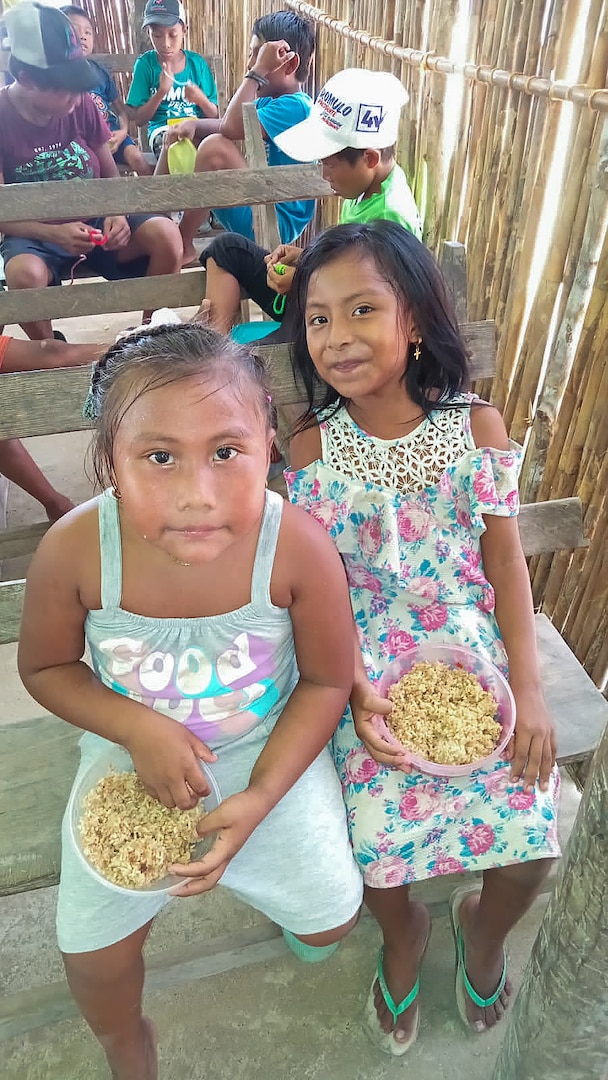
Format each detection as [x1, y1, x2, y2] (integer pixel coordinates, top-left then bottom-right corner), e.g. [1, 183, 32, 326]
[89, 230, 107, 246]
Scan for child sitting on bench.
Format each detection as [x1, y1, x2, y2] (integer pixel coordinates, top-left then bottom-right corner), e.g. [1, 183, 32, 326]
[61, 5, 153, 176]
[198, 68, 422, 340]
[126, 0, 218, 159]
[162, 10, 317, 264]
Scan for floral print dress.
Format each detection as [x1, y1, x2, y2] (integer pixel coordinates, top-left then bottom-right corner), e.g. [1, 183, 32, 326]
[285, 397, 560, 887]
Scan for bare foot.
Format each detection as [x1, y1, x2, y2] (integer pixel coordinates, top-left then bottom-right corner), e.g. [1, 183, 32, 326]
[44, 493, 74, 523]
[373, 901, 431, 1045]
[181, 242, 199, 267]
[457, 892, 512, 1032]
[106, 1016, 158, 1080]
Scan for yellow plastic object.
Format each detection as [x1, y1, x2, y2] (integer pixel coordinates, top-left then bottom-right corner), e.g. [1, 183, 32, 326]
[167, 137, 198, 175]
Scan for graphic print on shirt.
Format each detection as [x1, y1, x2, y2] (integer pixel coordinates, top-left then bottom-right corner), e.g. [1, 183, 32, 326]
[153, 81, 198, 119]
[89, 92, 118, 128]
[98, 630, 280, 744]
[14, 141, 95, 183]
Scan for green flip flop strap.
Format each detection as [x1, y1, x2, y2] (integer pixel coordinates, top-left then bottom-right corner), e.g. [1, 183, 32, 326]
[272, 293, 287, 316]
[376, 947, 420, 1021]
[456, 927, 506, 1009]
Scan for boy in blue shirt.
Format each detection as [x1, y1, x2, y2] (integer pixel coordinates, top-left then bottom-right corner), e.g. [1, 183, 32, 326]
[61, 6, 153, 175]
[164, 10, 316, 264]
[126, 0, 218, 158]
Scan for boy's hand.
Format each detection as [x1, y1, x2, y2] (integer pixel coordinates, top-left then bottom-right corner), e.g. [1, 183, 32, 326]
[184, 81, 205, 106]
[158, 63, 174, 96]
[51, 221, 96, 256]
[124, 709, 218, 810]
[265, 243, 302, 268]
[250, 40, 295, 79]
[164, 119, 197, 146]
[505, 689, 556, 792]
[350, 678, 411, 769]
[168, 789, 270, 896]
[103, 215, 131, 250]
[266, 261, 295, 295]
[107, 130, 127, 155]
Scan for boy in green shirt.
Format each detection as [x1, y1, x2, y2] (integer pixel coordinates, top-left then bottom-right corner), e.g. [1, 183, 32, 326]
[127, 0, 218, 157]
[199, 67, 422, 338]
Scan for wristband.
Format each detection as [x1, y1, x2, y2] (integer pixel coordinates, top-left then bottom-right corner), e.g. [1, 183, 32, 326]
[245, 70, 270, 88]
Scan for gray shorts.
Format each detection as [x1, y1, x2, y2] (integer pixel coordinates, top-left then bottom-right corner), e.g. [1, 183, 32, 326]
[57, 732, 363, 953]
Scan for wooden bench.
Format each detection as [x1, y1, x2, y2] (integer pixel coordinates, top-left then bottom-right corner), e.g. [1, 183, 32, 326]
[1, 332, 606, 895]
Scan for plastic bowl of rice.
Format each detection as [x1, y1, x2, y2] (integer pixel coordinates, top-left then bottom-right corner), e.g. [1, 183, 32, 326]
[374, 643, 516, 777]
[67, 743, 222, 895]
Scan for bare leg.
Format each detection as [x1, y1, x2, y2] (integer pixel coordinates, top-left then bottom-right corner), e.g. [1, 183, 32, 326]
[457, 857, 554, 1032]
[291, 910, 359, 949]
[0, 438, 74, 521]
[4, 253, 53, 340]
[62, 921, 157, 1080]
[116, 217, 183, 322]
[179, 134, 247, 265]
[198, 256, 243, 332]
[364, 885, 431, 1045]
[3, 337, 102, 372]
[122, 144, 154, 177]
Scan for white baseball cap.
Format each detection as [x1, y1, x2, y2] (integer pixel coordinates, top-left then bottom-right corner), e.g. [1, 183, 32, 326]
[275, 68, 409, 162]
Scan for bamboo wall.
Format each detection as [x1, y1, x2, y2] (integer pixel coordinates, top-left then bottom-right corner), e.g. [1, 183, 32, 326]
[4, 0, 605, 690]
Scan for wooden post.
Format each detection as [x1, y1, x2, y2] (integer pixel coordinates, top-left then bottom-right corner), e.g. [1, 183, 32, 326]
[127, 0, 148, 57]
[439, 240, 468, 323]
[491, 719, 608, 1080]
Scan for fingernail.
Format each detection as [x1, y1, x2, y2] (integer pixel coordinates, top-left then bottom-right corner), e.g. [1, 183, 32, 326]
[473, 1021, 485, 1033]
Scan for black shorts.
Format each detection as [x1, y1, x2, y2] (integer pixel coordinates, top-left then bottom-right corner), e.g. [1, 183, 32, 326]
[200, 233, 282, 321]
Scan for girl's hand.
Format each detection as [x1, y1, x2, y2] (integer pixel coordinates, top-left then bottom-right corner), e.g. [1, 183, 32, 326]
[350, 679, 411, 769]
[168, 789, 270, 896]
[504, 689, 557, 792]
[124, 711, 217, 810]
[264, 244, 302, 268]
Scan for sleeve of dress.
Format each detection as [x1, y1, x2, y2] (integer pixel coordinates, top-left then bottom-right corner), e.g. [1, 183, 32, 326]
[466, 444, 522, 530]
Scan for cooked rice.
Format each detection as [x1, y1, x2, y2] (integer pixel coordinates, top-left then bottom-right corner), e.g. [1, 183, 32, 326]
[386, 660, 501, 765]
[79, 770, 205, 888]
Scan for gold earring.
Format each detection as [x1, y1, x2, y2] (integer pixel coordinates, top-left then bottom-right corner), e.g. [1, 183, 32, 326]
[112, 486, 121, 500]
[413, 339, 422, 361]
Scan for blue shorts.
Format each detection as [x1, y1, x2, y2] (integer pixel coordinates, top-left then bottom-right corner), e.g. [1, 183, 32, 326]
[112, 134, 136, 166]
[0, 215, 156, 285]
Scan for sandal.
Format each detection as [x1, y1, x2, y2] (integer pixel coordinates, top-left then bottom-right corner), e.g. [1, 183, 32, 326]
[362, 930, 431, 1057]
[449, 886, 507, 1032]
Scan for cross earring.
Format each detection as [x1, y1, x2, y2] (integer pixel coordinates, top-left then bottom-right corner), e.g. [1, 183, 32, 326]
[413, 339, 422, 361]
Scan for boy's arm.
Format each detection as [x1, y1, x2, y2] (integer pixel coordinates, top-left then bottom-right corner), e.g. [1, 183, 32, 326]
[126, 56, 173, 125]
[219, 40, 295, 141]
[184, 82, 218, 118]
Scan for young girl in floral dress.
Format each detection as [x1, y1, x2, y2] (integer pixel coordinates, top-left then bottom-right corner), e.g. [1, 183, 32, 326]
[286, 221, 560, 1056]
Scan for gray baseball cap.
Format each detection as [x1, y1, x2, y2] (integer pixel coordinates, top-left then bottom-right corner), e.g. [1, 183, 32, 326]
[5, 2, 98, 91]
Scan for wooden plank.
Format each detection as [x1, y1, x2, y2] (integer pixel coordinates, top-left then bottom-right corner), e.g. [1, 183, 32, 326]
[0, 52, 221, 75]
[0, 166, 332, 222]
[440, 240, 469, 322]
[0, 268, 206, 325]
[0, 521, 48, 560]
[518, 498, 588, 556]
[0, 370, 93, 440]
[0, 715, 80, 895]
[243, 103, 281, 252]
[536, 613, 607, 765]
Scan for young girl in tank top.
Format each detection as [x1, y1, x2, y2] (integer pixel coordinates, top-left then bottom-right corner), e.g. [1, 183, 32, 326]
[18, 323, 362, 1080]
[286, 221, 560, 1055]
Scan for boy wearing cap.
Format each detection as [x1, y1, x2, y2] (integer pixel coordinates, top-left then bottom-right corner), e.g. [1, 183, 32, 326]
[126, 0, 218, 158]
[0, 2, 182, 340]
[199, 68, 422, 337]
[61, 5, 153, 175]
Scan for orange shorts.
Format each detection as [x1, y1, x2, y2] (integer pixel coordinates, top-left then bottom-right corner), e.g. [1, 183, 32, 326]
[0, 334, 11, 371]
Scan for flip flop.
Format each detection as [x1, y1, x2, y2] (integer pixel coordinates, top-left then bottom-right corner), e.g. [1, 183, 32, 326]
[362, 928, 431, 1057]
[449, 885, 507, 1032]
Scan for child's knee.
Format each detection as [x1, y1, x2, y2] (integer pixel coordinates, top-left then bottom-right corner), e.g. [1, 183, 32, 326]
[196, 133, 243, 172]
[493, 857, 555, 889]
[136, 217, 183, 261]
[5, 254, 51, 290]
[291, 909, 360, 950]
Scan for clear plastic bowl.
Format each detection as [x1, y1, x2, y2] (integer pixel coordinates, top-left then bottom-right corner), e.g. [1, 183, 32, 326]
[67, 743, 222, 895]
[374, 642, 516, 777]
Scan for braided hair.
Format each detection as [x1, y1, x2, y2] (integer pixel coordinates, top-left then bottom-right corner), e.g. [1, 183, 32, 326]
[84, 322, 276, 489]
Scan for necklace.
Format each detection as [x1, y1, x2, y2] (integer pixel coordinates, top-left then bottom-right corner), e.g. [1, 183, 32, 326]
[170, 556, 191, 567]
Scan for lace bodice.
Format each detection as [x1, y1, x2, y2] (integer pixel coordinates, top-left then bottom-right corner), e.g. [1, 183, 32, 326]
[319, 400, 476, 493]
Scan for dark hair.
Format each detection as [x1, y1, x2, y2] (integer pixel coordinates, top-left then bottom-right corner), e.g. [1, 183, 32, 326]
[334, 145, 396, 165]
[289, 220, 469, 430]
[60, 6, 92, 21]
[252, 11, 315, 81]
[87, 323, 276, 488]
